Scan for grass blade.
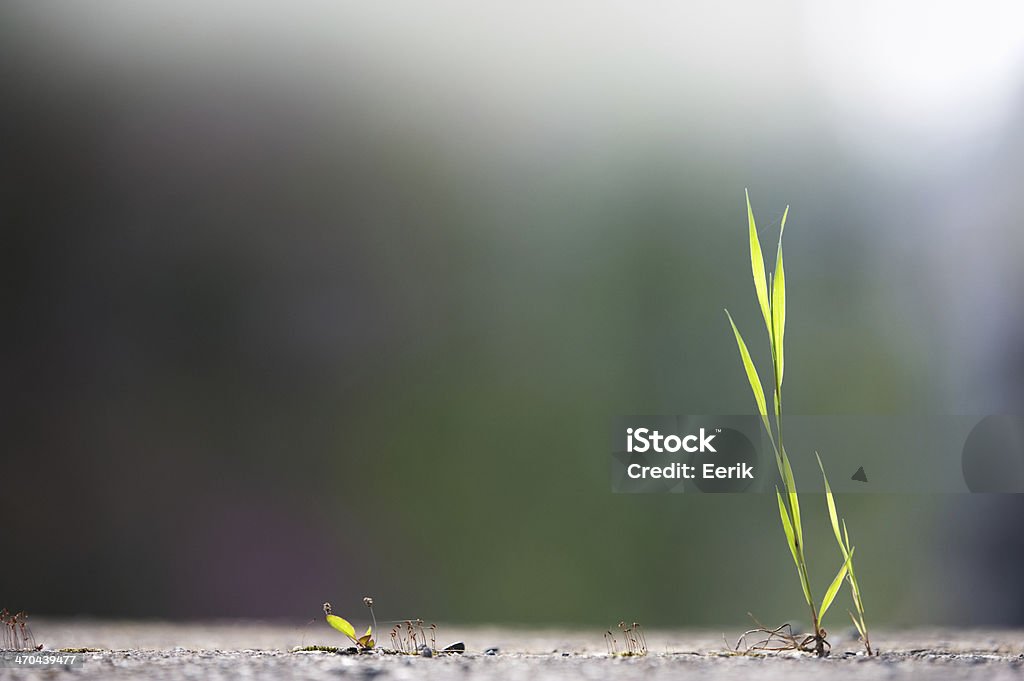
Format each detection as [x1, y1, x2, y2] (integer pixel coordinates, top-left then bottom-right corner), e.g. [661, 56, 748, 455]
[815, 544, 856, 622]
[725, 309, 771, 435]
[778, 489, 813, 607]
[816, 452, 844, 550]
[745, 189, 771, 334]
[771, 208, 787, 385]
[795, 565, 813, 608]
[850, 611, 865, 638]
[776, 488, 800, 568]
[780, 444, 802, 550]
[819, 547, 855, 622]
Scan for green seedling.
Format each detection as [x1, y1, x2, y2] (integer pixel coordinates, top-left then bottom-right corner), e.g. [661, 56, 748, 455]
[725, 191, 863, 657]
[323, 602, 374, 649]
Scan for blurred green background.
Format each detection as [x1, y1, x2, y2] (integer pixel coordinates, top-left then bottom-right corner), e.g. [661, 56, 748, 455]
[2, 2, 1024, 627]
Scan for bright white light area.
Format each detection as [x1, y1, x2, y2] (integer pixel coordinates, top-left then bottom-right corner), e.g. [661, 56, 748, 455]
[802, 1, 1024, 139]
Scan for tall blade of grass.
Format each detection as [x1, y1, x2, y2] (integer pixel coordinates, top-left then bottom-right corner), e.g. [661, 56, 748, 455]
[819, 547, 855, 622]
[771, 208, 788, 386]
[725, 310, 771, 436]
[745, 189, 771, 334]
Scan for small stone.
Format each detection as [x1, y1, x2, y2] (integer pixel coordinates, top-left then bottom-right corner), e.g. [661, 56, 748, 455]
[418, 645, 433, 658]
[484, 647, 498, 656]
[443, 642, 466, 654]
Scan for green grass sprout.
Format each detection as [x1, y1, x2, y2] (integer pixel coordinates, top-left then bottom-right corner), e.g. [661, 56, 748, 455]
[725, 190, 868, 657]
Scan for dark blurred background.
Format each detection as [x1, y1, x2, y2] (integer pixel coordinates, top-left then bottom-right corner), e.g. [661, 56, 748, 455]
[2, 2, 1024, 627]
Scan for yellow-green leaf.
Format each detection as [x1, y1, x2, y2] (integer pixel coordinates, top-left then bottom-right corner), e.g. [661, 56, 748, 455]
[797, 564, 814, 608]
[771, 209, 787, 386]
[326, 614, 356, 641]
[776, 488, 800, 569]
[746, 189, 771, 334]
[725, 310, 771, 436]
[820, 547, 855, 622]
[780, 444, 802, 551]
[816, 452, 845, 552]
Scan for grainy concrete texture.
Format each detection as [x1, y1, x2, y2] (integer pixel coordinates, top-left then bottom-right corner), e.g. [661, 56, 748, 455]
[3, 620, 1022, 680]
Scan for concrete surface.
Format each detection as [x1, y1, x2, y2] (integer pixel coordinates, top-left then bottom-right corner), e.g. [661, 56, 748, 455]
[2, 619, 1022, 680]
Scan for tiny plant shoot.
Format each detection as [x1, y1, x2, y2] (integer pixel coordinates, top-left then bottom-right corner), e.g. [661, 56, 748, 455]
[323, 602, 375, 649]
[724, 191, 869, 657]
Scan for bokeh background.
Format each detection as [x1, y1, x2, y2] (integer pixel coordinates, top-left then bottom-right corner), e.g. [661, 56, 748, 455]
[3, 1, 1024, 627]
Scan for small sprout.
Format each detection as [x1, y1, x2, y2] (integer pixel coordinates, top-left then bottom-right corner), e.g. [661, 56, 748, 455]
[323, 601, 374, 650]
